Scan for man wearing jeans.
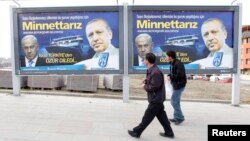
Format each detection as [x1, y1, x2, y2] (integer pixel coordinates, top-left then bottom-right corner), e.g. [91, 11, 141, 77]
[166, 51, 187, 125]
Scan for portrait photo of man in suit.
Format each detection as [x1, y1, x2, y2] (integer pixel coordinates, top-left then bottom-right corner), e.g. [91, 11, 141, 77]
[134, 33, 153, 66]
[190, 18, 233, 69]
[75, 18, 119, 70]
[20, 35, 47, 67]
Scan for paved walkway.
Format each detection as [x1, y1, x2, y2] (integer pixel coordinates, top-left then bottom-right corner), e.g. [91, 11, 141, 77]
[0, 93, 250, 141]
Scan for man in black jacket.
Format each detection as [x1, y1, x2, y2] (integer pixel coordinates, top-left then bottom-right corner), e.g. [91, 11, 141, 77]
[167, 51, 187, 125]
[128, 53, 174, 139]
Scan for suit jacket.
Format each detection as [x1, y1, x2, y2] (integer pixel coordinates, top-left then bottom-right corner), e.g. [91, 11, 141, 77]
[190, 44, 233, 69]
[20, 57, 48, 67]
[133, 54, 140, 66]
[133, 54, 168, 66]
[207, 44, 233, 57]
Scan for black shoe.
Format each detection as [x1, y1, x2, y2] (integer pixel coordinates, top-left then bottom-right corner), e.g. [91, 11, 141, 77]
[159, 132, 174, 138]
[174, 119, 184, 125]
[169, 118, 177, 122]
[128, 130, 140, 138]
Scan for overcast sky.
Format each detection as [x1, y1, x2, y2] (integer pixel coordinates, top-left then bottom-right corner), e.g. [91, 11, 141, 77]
[0, 0, 249, 58]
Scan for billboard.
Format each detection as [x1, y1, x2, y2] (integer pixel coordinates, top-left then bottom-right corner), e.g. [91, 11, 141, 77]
[13, 6, 124, 75]
[128, 6, 239, 74]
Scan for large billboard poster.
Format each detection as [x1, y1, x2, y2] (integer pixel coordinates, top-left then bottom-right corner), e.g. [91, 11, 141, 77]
[14, 7, 123, 75]
[129, 6, 239, 74]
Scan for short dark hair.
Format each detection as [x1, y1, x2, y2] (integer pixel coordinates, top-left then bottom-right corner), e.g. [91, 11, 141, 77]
[145, 53, 156, 64]
[166, 51, 176, 59]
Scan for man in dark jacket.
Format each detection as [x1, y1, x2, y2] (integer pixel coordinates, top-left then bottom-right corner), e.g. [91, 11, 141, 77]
[167, 51, 187, 125]
[128, 53, 174, 139]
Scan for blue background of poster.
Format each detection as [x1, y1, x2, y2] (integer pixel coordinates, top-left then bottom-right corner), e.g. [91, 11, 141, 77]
[18, 12, 119, 70]
[132, 11, 234, 69]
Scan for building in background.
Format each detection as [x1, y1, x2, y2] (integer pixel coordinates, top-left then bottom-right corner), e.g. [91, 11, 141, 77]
[241, 25, 250, 74]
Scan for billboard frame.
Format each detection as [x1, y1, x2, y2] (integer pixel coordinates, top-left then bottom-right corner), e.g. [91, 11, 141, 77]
[128, 5, 240, 74]
[13, 6, 124, 75]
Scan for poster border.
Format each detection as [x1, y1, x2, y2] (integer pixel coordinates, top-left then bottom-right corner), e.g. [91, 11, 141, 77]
[128, 5, 239, 74]
[13, 6, 124, 75]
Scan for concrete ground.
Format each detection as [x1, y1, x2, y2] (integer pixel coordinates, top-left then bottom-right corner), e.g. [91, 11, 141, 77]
[0, 93, 250, 141]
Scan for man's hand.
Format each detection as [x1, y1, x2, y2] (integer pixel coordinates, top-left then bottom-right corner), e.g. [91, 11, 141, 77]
[141, 84, 145, 89]
[166, 76, 170, 81]
[141, 80, 145, 89]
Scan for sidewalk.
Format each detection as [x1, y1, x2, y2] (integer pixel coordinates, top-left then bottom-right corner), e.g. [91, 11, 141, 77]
[0, 93, 250, 141]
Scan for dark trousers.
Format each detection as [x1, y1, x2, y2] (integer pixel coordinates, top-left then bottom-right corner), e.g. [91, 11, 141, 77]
[133, 103, 173, 135]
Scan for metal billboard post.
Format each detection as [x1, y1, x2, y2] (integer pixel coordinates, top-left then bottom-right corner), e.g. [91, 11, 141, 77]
[10, 5, 21, 96]
[231, 3, 242, 106]
[123, 3, 129, 103]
